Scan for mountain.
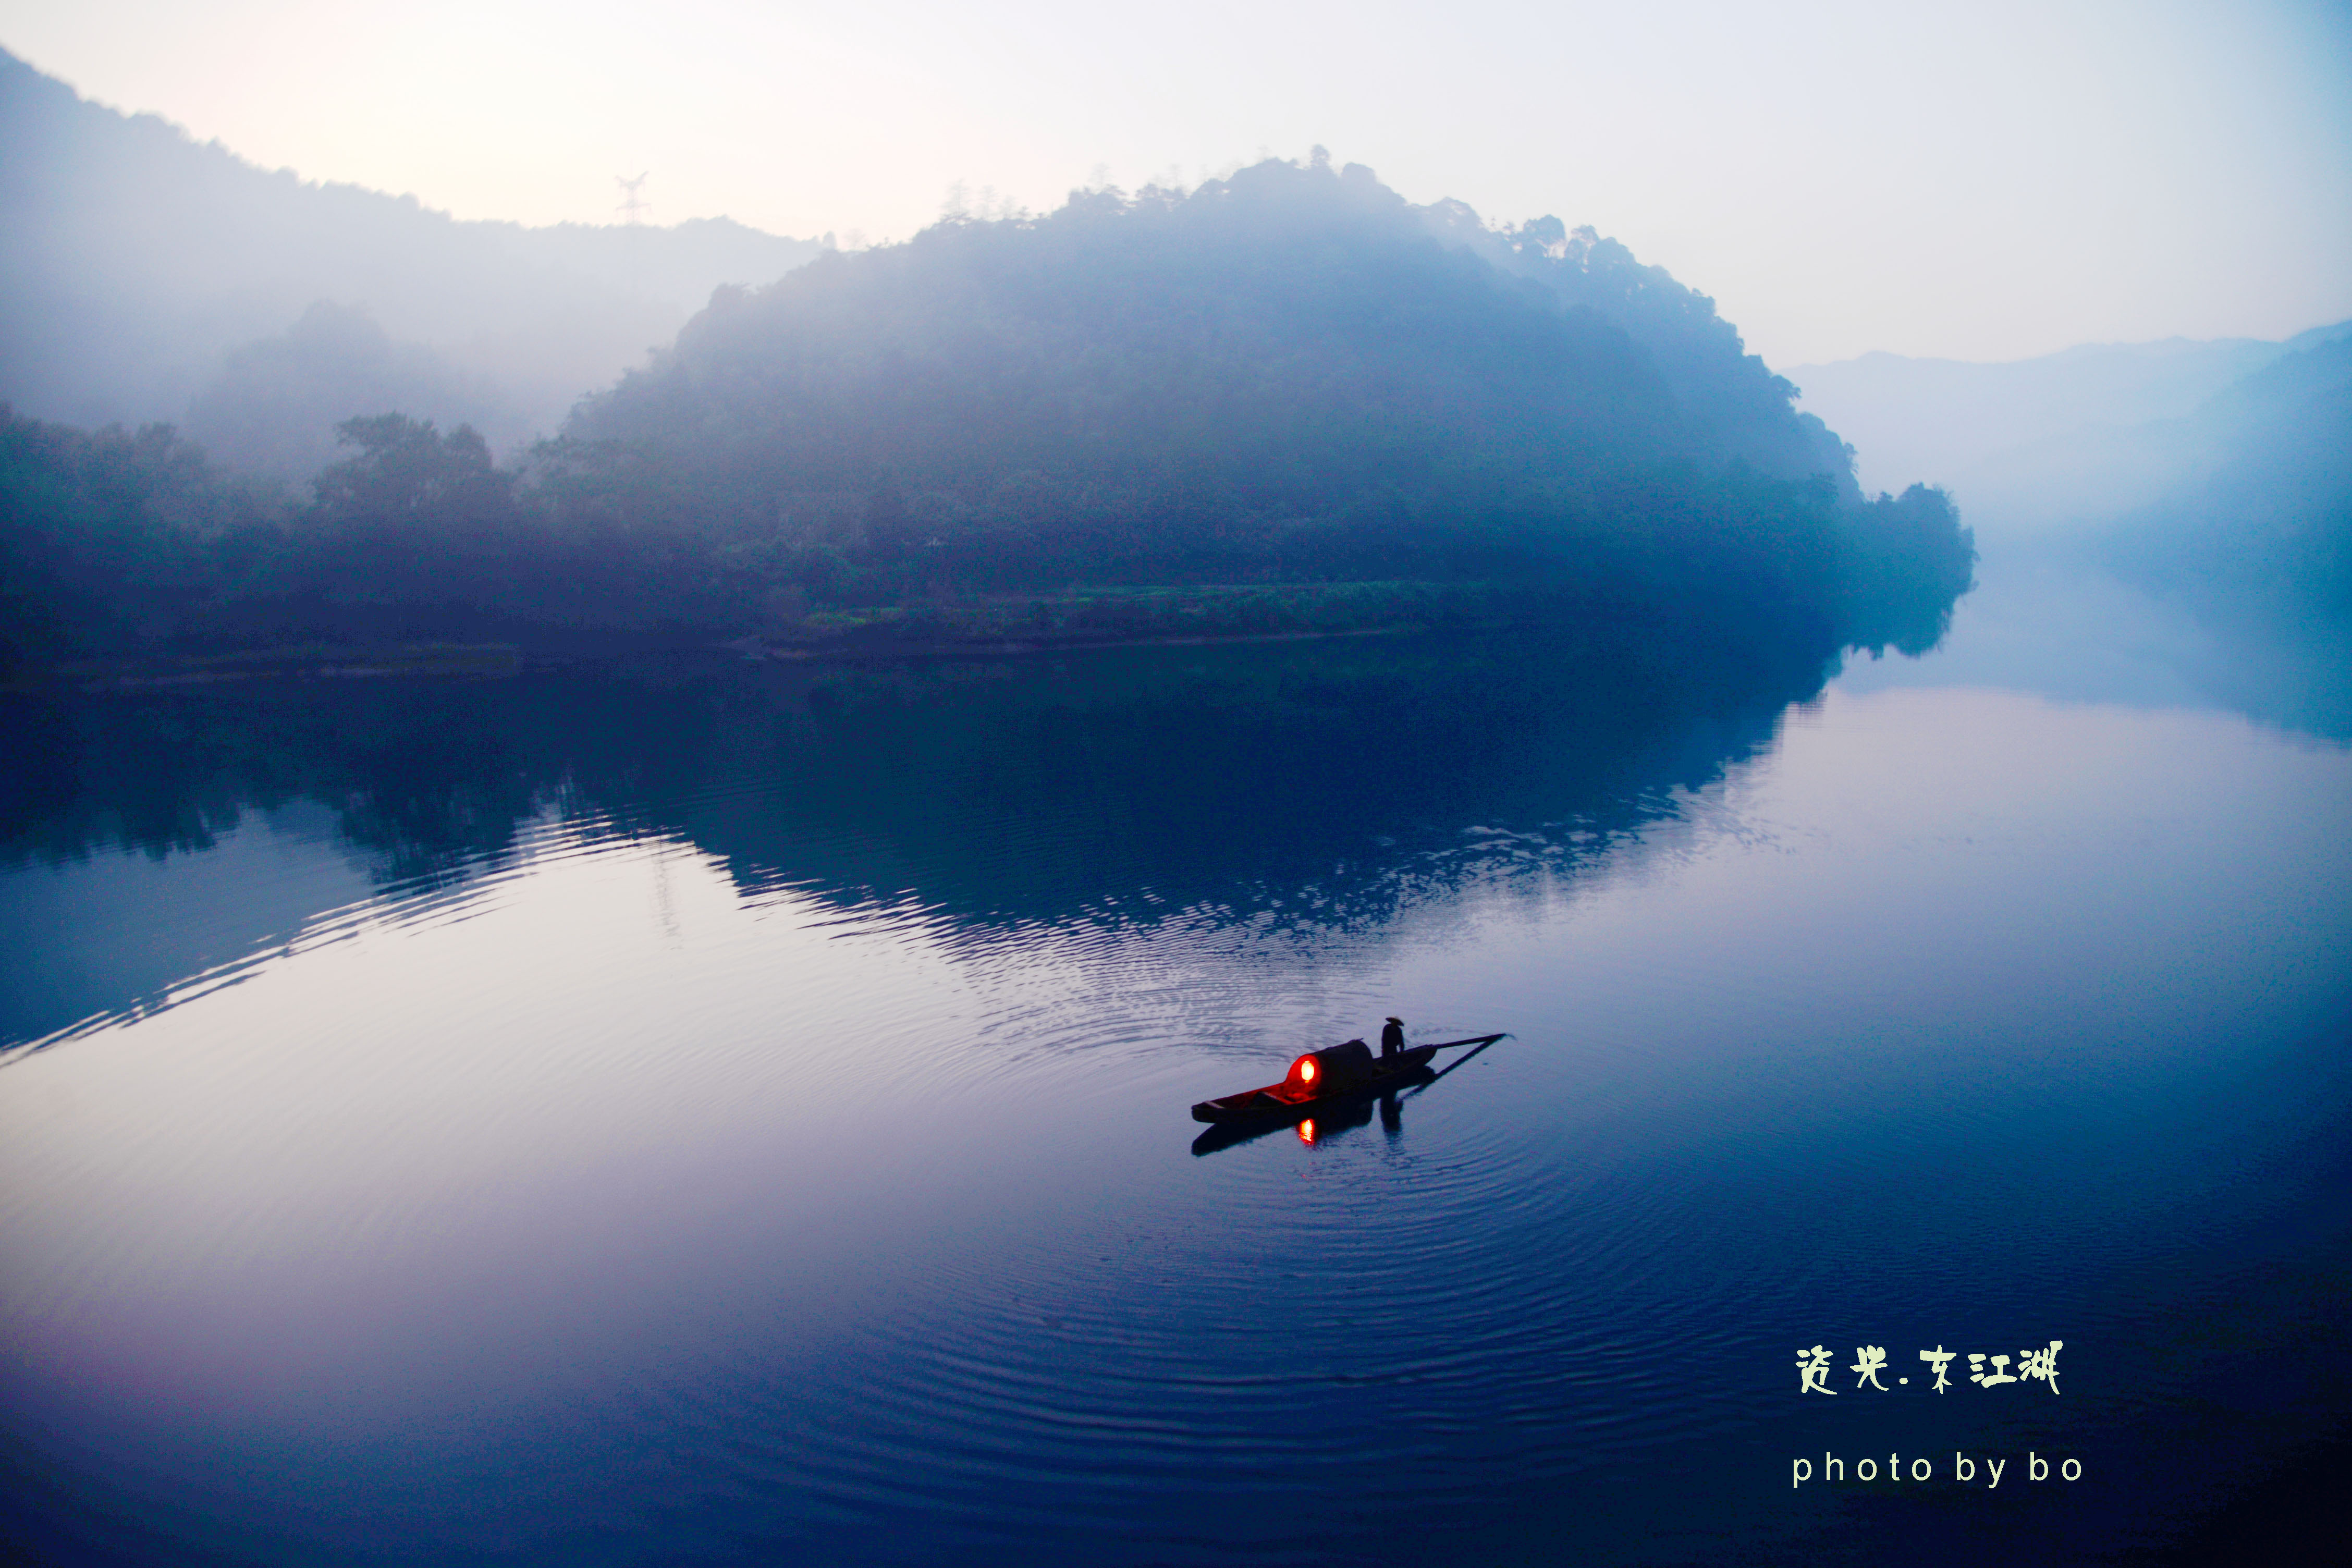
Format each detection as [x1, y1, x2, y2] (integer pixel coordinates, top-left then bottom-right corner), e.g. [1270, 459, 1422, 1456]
[181, 302, 518, 483]
[575, 160, 1857, 507]
[2, 149, 1976, 667]
[559, 155, 1961, 646]
[1787, 323, 2352, 531]
[2099, 334, 2352, 625]
[1408, 200, 1857, 492]
[0, 48, 821, 467]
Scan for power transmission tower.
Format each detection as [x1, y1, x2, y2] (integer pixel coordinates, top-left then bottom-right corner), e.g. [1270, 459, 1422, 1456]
[616, 173, 652, 226]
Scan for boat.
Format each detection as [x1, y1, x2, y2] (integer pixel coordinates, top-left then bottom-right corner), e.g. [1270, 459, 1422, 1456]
[1190, 1034, 1505, 1127]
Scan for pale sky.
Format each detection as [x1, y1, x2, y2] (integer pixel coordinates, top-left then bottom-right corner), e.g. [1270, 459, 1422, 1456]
[6, 0, 2349, 367]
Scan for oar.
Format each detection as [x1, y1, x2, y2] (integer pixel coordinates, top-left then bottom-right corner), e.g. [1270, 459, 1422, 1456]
[1403, 1032, 1508, 1091]
[1419, 1033, 1506, 1054]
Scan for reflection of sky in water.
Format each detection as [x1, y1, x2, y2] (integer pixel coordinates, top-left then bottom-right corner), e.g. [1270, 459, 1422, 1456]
[2, 609, 2349, 1563]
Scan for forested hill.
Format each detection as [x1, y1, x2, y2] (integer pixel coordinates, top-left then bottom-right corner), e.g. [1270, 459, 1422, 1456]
[1409, 195, 1854, 489]
[0, 48, 819, 457]
[572, 156, 1857, 525]
[559, 155, 1958, 638]
[3, 155, 1976, 670]
[2098, 333, 2352, 625]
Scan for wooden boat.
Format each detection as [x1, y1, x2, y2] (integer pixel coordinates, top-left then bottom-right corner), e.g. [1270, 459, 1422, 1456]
[1191, 1034, 1504, 1126]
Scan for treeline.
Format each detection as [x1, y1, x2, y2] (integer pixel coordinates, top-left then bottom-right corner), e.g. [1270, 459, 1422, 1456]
[0, 399, 1971, 667]
[2, 410, 278, 660]
[2, 406, 720, 660]
[4, 155, 1978, 669]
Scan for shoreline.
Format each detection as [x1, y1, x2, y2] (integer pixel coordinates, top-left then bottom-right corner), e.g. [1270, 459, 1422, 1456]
[8, 616, 1502, 694]
[9, 582, 1573, 691]
[743, 619, 1480, 662]
[10, 643, 533, 694]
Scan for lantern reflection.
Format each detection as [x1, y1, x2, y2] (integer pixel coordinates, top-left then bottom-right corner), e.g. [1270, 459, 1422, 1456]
[1298, 1118, 1317, 1145]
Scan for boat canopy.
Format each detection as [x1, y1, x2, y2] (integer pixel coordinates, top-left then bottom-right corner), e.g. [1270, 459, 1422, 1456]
[1286, 1039, 1376, 1094]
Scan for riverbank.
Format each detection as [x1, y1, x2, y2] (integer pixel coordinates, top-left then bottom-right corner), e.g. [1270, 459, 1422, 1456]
[8, 575, 1861, 694]
[9, 642, 529, 694]
[9, 581, 1590, 691]
[749, 581, 1537, 660]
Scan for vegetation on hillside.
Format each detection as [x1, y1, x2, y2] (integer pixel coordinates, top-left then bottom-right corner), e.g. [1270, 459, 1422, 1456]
[2, 156, 1979, 671]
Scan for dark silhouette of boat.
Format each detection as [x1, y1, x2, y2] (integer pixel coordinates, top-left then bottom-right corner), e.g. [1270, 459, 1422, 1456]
[1190, 1034, 1506, 1129]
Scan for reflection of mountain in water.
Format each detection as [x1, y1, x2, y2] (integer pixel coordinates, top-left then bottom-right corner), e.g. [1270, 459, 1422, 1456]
[668, 629, 1824, 931]
[1, 626, 1833, 1048]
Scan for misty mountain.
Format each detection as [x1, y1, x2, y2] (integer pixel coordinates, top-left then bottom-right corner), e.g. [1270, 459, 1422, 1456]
[560, 156, 1955, 636]
[1415, 202, 1856, 492]
[1788, 323, 2352, 531]
[577, 157, 1857, 505]
[2099, 334, 2352, 624]
[3, 153, 1976, 668]
[1793, 312, 2349, 627]
[0, 48, 820, 458]
[182, 302, 515, 482]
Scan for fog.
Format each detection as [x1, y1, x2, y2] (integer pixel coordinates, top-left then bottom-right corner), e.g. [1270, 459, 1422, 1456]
[1792, 322, 2351, 533]
[1788, 320, 2352, 745]
[0, 28, 2341, 712]
[3, 11, 2351, 1565]
[0, 50, 819, 457]
[6, 0, 2348, 366]
[0, 134, 1977, 673]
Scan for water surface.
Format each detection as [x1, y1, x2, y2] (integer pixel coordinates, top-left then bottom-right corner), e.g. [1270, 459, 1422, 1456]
[3, 584, 2347, 1565]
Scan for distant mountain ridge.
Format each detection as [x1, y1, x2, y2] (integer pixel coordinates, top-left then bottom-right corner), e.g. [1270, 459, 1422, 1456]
[0, 48, 820, 467]
[1793, 320, 2351, 627]
[1788, 322, 2352, 528]
[2098, 334, 2352, 624]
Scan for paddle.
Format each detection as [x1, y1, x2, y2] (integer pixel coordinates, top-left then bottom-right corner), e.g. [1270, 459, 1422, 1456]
[1403, 1032, 1508, 1090]
[1419, 1033, 1507, 1054]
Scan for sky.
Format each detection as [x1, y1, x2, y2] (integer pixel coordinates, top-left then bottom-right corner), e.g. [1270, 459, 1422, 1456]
[4, 0, 2349, 368]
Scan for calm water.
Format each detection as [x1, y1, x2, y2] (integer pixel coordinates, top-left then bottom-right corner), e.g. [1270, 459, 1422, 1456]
[3, 572, 2348, 1566]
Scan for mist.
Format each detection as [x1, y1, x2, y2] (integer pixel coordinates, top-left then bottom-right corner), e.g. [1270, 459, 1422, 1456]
[4, 13, 2351, 1567]
[0, 49, 820, 455]
[1792, 317, 2350, 616]
[1791, 322, 2351, 535]
[1, 134, 1977, 672]
[1798, 321, 2352, 741]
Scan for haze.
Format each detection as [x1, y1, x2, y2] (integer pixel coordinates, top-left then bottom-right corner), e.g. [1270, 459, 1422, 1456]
[4, 0, 2347, 367]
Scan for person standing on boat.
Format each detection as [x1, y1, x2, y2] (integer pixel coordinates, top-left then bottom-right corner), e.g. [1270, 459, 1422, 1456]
[1380, 1017, 1405, 1059]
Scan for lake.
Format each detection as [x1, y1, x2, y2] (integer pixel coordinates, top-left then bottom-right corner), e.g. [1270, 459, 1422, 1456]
[3, 565, 2348, 1566]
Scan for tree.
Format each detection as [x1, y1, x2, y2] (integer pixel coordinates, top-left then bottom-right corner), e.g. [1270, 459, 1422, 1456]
[313, 414, 514, 531]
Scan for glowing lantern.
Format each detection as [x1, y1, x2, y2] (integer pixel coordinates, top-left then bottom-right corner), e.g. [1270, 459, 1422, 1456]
[1298, 1119, 1317, 1145]
[1286, 1042, 1369, 1095]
